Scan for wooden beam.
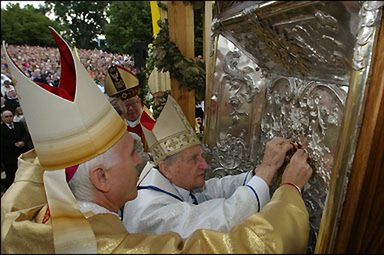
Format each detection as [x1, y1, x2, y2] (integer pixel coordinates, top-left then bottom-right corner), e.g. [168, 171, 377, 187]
[203, 1, 212, 116]
[167, 1, 196, 127]
[203, 1, 215, 143]
[334, 16, 384, 253]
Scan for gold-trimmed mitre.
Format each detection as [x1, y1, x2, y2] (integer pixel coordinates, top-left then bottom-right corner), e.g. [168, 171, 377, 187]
[2, 28, 127, 170]
[141, 95, 200, 164]
[104, 64, 140, 100]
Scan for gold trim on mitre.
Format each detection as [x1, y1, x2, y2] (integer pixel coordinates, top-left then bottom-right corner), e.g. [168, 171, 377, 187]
[141, 95, 200, 164]
[2, 31, 127, 170]
[104, 64, 140, 100]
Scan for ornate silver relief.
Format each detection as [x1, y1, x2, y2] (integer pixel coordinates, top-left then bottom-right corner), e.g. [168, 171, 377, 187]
[205, 1, 382, 253]
[206, 39, 265, 178]
[261, 78, 346, 186]
[204, 133, 254, 179]
[222, 50, 261, 125]
[353, 1, 384, 70]
[218, 1, 360, 85]
[206, 35, 265, 154]
[259, 77, 346, 253]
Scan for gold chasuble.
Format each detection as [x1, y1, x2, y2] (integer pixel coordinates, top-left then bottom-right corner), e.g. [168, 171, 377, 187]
[2, 150, 309, 253]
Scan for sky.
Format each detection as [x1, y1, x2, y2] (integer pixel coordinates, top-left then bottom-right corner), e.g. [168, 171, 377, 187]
[1, 1, 45, 9]
[1, 1, 56, 19]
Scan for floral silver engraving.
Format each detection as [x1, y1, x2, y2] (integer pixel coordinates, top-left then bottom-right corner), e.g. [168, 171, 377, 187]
[222, 50, 261, 125]
[204, 132, 254, 178]
[204, 1, 381, 253]
[352, 1, 384, 70]
[261, 78, 346, 187]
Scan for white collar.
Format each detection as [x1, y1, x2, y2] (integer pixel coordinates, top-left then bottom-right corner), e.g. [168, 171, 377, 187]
[127, 118, 140, 128]
[139, 167, 182, 199]
[173, 185, 190, 202]
[77, 200, 120, 219]
[139, 166, 195, 202]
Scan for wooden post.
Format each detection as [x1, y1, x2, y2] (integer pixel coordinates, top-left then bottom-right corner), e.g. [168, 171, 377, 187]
[203, 1, 213, 142]
[167, 1, 196, 127]
[159, 1, 168, 20]
[203, 2, 212, 68]
[333, 16, 384, 253]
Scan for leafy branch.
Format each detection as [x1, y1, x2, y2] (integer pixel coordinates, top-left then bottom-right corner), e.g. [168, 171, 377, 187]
[149, 19, 206, 101]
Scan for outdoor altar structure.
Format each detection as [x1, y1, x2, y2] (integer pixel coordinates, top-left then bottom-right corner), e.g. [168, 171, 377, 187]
[202, 1, 383, 253]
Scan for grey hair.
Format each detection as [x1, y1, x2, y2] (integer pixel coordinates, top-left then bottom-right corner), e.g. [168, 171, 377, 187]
[68, 146, 115, 202]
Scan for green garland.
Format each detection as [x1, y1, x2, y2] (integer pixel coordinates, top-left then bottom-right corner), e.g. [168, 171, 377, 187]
[157, 2, 167, 11]
[149, 19, 206, 101]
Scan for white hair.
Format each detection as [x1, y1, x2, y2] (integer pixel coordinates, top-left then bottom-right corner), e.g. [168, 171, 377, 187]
[68, 146, 115, 202]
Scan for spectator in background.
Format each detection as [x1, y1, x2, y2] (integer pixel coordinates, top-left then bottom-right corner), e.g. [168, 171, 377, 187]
[31, 69, 47, 84]
[1, 94, 5, 112]
[195, 100, 204, 134]
[1, 73, 12, 86]
[1, 80, 15, 98]
[13, 106, 24, 122]
[1, 44, 137, 92]
[108, 96, 150, 173]
[104, 64, 150, 151]
[3, 90, 20, 114]
[1, 110, 31, 190]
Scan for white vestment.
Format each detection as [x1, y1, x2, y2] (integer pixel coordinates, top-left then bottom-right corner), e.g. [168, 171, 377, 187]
[123, 162, 270, 239]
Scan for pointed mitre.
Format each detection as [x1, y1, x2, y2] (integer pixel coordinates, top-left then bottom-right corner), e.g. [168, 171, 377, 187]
[140, 95, 200, 164]
[104, 64, 140, 100]
[2, 29, 127, 170]
[148, 67, 171, 94]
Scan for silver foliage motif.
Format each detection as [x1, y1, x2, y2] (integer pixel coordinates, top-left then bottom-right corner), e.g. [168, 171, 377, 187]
[222, 50, 261, 125]
[205, 2, 380, 252]
[261, 77, 346, 253]
[219, 1, 358, 85]
[262, 78, 345, 189]
[204, 132, 254, 179]
[352, 1, 384, 70]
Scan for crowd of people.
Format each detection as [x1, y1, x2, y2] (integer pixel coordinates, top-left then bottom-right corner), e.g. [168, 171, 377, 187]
[0, 44, 138, 194]
[1, 28, 313, 254]
[1, 44, 137, 89]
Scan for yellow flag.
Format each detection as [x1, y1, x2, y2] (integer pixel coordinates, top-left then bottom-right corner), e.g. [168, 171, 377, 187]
[150, 1, 160, 38]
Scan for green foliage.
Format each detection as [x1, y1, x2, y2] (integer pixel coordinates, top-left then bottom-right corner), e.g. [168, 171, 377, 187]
[157, 2, 167, 12]
[150, 20, 206, 101]
[145, 43, 156, 80]
[105, 1, 152, 54]
[45, 1, 109, 49]
[1, 3, 60, 46]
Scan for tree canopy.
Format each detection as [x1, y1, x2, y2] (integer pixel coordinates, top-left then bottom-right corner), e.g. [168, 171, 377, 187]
[2, 1, 204, 56]
[1, 3, 60, 46]
[45, 1, 109, 49]
[105, 1, 153, 54]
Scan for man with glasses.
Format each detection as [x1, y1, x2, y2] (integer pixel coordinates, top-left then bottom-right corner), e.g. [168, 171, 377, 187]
[104, 65, 148, 151]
